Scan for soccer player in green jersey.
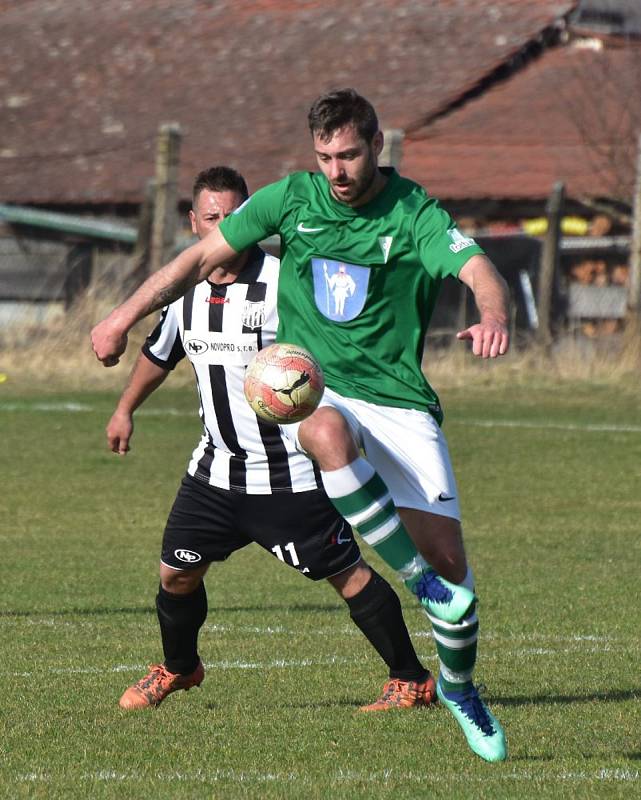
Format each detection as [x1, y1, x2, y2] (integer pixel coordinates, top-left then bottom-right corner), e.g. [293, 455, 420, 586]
[92, 89, 510, 762]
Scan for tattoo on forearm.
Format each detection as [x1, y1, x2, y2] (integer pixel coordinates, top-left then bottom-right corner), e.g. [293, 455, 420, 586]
[153, 277, 193, 310]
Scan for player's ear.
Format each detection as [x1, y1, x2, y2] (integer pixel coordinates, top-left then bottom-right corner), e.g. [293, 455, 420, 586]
[372, 130, 384, 157]
[189, 209, 198, 235]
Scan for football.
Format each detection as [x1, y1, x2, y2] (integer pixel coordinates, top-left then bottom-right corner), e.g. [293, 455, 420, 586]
[244, 343, 324, 424]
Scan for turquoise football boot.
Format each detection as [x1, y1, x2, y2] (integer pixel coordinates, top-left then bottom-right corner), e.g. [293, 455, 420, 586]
[405, 566, 476, 623]
[437, 678, 507, 762]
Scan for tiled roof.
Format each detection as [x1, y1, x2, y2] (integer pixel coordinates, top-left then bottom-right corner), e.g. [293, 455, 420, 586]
[402, 36, 641, 202]
[0, 0, 575, 205]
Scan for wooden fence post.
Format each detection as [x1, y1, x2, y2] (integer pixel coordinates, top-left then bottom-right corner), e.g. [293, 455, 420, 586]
[380, 129, 404, 168]
[132, 179, 155, 276]
[626, 133, 641, 334]
[149, 123, 182, 273]
[537, 181, 565, 349]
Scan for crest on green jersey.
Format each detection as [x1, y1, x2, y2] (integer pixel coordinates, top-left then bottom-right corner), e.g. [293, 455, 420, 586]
[312, 258, 370, 322]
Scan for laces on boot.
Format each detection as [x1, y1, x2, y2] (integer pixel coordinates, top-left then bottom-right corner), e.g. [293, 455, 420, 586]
[451, 684, 496, 736]
[413, 570, 454, 604]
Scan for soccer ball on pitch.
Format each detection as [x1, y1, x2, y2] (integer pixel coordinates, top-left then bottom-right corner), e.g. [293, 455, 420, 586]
[244, 343, 324, 424]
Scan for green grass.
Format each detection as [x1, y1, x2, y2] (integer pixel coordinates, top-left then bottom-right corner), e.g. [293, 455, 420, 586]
[1, 381, 640, 799]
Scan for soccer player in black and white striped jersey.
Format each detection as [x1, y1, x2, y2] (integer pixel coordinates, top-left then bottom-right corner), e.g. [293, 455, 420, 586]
[108, 167, 435, 711]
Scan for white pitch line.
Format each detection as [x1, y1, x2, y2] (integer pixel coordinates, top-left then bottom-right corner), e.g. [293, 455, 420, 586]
[3, 401, 641, 434]
[5, 655, 360, 678]
[14, 767, 640, 785]
[203, 623, 290, 634]
[1, 616, 632, 647]
[0, 401, 192, 416]
[4, 615, 638, 649]
[474, 644, 628, 658]
[457, 418, 641, 434]
[416, 633, 627, 644]
[7, 639, 638, 680]
[0, 401, 95, 413]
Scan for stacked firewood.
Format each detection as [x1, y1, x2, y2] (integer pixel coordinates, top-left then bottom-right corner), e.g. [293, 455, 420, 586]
[568, 259, 628, 336]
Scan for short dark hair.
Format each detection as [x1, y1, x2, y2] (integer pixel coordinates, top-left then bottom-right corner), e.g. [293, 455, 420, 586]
[192, 166, 249, 207]
[307, 88, 379, 144]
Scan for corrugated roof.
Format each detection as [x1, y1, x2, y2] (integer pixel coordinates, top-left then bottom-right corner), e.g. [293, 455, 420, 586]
[0, 0, 576, 205]
[402, 37, 641, 202]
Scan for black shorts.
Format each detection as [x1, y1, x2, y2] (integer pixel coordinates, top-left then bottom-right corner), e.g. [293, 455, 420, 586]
[161, 474, 361, 581]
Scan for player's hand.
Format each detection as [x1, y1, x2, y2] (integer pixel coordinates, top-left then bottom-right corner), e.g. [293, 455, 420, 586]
[106, 410, 133, 455]
[91, 317, 128, 366]
[456, 319, 509, 358]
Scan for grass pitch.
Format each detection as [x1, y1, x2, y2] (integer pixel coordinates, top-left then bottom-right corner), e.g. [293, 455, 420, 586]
[1, 379, 640, 799]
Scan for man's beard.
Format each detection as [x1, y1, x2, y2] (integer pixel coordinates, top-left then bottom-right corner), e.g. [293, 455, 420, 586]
[331, 159, 378, 206]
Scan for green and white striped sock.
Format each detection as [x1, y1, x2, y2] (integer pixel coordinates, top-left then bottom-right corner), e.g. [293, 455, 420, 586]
[321, 458, 419, 573]
[426, 569, 478, 692]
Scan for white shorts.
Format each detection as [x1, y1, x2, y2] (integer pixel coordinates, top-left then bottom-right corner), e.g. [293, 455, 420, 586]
[283, 387, 461, 521]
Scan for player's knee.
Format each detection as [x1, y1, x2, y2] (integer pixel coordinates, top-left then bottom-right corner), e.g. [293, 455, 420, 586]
[299, 406, 358, 467]
[159, 564, 206, 594]
[327, 561, 372, 599]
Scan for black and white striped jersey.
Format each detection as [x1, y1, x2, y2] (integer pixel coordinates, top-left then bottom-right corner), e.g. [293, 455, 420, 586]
[142, 246, 322, 494]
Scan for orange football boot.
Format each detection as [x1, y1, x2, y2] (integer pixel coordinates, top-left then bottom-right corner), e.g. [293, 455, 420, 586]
[119, 661, 205, 709]
[360, 672, 437, 712]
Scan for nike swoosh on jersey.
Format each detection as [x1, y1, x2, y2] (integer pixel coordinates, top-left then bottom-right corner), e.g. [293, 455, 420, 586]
[438, 492, 456, 502]
[297, 223, 324, 233]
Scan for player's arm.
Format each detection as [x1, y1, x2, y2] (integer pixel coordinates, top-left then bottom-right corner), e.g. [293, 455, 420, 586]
[106, 352, 170, 455]
[457, 255, 510, 358]
[91, 227, 236, 366]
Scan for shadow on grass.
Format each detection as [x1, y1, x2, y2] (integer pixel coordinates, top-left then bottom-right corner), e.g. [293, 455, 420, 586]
[209, 604, 343, 614]
[0, 606, 153, 618]
[495, 689, 641, 706]
[0, 602, 342, 618]
[282, 690, 641, 712]
[205, 698, 366, 711]
[506, 755, 555, 762]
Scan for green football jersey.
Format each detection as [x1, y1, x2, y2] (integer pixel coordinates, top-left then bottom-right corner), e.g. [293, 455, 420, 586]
[219, 168, 484, 415]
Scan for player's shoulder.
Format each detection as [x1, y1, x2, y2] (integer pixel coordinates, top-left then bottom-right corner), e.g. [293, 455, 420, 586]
[284, 170, 319, 195]
[287, 170, 315, 184]
[251, 173, 314, 219]
[389, 172, 449, 231]
[257, 171, 312, 194]
[263, 172, 324, 222]
[392, 171, 435, 208]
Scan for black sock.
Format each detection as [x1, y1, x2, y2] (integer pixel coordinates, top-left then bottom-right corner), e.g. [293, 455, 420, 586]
[156, 581, 207, 675]
[346, 571, 428, 682]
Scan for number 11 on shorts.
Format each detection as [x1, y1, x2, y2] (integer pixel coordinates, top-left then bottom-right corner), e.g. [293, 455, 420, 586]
[271, 542, 300, 566]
